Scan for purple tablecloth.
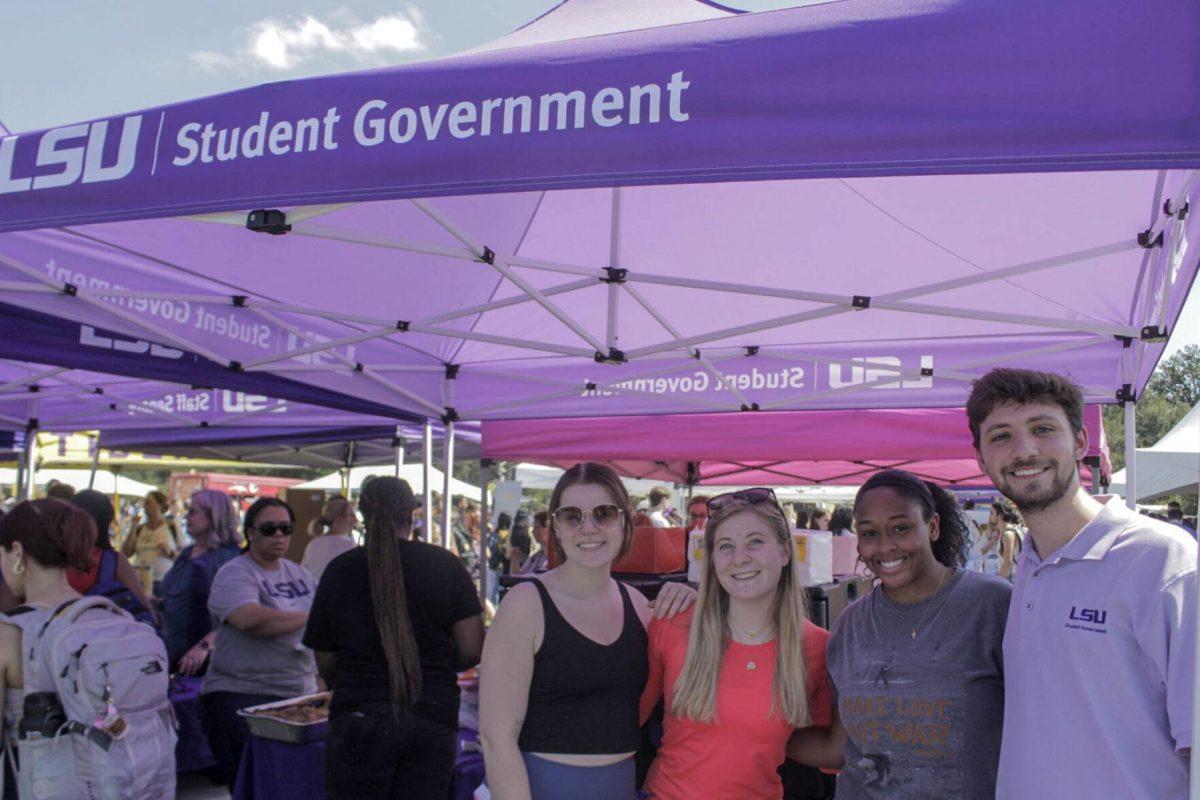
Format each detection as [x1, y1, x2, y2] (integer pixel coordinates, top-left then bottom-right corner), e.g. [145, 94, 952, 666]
[170, 676, 216, 774]
[229, 729, 484, 800]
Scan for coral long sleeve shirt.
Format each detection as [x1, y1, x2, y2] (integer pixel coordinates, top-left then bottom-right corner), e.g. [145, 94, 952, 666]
[639, 607, 832, 800]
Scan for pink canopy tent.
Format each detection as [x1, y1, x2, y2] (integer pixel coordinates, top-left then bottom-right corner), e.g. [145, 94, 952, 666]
[482, 405, 1111, 487]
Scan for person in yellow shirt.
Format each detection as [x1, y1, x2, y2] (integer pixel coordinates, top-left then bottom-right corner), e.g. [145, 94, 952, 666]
[122, 490, 179, 596]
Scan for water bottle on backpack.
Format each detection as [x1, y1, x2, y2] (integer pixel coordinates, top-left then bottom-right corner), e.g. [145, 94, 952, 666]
[10, 596, 176, 800]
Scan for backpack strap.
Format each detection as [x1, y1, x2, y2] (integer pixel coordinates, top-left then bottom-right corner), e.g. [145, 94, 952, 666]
[97, 550, 118, 586]
[35, 600, 80, 640]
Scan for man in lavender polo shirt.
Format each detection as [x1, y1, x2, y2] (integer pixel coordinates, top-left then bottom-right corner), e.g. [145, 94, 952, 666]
[968, 368, 1195, 799]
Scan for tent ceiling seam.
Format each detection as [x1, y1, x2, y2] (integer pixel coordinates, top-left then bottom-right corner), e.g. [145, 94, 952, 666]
[837, 178, 1089, 316]
[450, 190, 549, 364]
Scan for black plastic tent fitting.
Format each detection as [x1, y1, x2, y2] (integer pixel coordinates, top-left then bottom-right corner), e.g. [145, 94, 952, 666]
[246, 209, 291, 235]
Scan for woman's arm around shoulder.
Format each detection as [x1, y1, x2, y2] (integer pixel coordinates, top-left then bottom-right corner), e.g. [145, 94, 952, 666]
[787, 702, 846, 770]
[479, 582, 543, 800]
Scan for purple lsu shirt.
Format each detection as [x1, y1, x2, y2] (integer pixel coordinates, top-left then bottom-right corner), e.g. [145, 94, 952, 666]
[997, 498, 1196, 799]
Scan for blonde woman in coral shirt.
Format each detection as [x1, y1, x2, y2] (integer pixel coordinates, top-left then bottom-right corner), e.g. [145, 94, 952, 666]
[639, 488, 832, 800]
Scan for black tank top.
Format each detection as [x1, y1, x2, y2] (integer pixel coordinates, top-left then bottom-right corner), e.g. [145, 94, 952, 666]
[517, 579, 649, 754]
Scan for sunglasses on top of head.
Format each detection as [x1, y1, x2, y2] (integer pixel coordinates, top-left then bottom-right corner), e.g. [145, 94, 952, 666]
[255, 522, 294, 537]
[707, 487, 780, 514]
[552, 504, 623, 530]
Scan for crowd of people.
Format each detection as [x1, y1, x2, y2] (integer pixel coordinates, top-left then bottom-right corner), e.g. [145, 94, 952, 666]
[0, 366, 1191, 799]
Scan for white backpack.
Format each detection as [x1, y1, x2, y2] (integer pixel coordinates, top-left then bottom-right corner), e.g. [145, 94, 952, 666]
[16, 596, 176, 800]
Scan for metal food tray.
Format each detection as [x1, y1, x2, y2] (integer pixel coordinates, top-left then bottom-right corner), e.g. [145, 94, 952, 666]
[237, 692, 331, 744]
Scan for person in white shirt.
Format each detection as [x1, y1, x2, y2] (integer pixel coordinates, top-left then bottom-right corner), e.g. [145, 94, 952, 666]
[647, 487, 673, 528]
[302, 497, 358, 582]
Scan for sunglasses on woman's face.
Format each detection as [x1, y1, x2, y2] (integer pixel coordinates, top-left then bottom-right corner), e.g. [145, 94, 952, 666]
[707, 487, 779, 513]
[255, 522, 294, 537]
[552, 504, 623, 530]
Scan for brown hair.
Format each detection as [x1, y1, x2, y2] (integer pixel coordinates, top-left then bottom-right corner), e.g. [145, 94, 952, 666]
[0, 499, 95, 571]
[547, 462, 634, 564]
[359, 477, 422, 713]
[966, 368, 1085, 448]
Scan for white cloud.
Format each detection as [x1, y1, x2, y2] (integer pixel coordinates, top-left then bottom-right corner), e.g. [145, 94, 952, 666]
[191, 7, 428, 73]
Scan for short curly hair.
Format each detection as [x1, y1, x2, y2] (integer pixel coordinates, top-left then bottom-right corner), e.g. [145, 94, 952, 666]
[966, 368, 1084, 448]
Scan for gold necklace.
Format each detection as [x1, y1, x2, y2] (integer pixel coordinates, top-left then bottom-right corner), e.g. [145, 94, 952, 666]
[910, 567, 951, 640]
[728, 617, 774, 671]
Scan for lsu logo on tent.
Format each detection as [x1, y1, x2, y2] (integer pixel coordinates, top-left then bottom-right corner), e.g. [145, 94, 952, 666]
[0, 115, 141, 194]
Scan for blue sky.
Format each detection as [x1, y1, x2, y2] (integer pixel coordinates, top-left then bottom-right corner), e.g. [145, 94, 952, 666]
[2, 0, 1196, 361]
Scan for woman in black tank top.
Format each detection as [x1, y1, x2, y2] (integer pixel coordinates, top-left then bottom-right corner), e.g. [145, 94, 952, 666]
[480, 463, 694, 800]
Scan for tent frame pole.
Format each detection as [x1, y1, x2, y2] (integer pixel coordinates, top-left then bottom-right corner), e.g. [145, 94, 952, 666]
[478, 459, 491, 606]
[23, 423, 37, 501]
[441, 420, 455, 550]
[422, 421, 433, 544]
[394, 426, 404, 478]
[1123, 400, 1137, 509]
[87, 437, 100, 490]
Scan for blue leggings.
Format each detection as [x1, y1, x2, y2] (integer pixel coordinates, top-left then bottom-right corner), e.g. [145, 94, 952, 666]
[521, 753, 637, 800]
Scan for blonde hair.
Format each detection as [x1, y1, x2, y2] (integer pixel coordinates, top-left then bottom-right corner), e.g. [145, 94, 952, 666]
[670, 499, 811, 727]
[308, 496, 354, 538]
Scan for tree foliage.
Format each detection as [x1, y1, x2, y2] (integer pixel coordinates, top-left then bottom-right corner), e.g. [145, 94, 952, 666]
[1145, 344, 1200, 407]
[1102, 346, 1195, 511]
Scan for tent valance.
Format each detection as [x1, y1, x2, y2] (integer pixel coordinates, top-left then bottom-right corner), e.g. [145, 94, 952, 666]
[483, 405, 1111, 487]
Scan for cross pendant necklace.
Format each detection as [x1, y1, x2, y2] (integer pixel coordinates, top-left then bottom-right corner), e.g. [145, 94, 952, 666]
[910, 567, 950, 640]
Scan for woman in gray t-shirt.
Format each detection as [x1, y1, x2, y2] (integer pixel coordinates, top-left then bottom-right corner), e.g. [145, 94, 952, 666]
[200, 497, 317, 789]
[789, 469, 1010, 799]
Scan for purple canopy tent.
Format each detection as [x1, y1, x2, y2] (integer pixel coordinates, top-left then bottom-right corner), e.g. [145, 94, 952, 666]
[0, 356, 473, 524]
[0, 0, 1194, 511]
[98, 423, 481, 469]
[482, 405, 1112, 488]
[0, 0, 1198, 620]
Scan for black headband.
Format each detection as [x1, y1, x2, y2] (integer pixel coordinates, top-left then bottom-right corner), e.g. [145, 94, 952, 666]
[857, 472, 937, 514]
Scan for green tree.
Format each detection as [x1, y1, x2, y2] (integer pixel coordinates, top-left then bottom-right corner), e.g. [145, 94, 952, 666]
[1145, 344, 1200, 407]
[1102, 394, 1189, 472]
[1101, 346, 1196, 511]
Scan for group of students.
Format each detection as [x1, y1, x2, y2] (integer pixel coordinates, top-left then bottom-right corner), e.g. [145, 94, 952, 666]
[0, 365, 1190, 799]
[478, 367, 1196, 800]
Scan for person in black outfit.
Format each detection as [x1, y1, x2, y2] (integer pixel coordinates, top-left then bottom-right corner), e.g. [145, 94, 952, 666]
[304, 477, 485, 800]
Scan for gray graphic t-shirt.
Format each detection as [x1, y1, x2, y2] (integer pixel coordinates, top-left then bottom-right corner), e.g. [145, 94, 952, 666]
[827, 569, 1010, 800]
[203, 554, 318, 697]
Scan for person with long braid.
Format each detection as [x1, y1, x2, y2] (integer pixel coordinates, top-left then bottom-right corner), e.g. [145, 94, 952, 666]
[304, 477, 485, 800]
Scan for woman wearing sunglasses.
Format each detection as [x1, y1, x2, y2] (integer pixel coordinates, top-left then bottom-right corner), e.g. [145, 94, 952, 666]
[480, 462, 696, 800]
[639, 488, 832, 799]
[200, 497, 318, 789]
[788, 469, 1010, 799]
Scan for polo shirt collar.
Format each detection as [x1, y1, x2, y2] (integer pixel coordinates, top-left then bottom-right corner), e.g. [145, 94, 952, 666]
[1030, 497, 1130, 565]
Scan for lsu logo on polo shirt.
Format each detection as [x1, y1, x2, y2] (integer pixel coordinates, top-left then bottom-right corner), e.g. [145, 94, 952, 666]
[1065, 605, 1108, 634]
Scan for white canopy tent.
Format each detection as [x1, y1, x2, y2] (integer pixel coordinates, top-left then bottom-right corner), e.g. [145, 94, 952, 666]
[514, 462, 863, 506]
[1110, 402, 1200, 501]
[295, 464, 481, 497]
[0, 468, 156, 497]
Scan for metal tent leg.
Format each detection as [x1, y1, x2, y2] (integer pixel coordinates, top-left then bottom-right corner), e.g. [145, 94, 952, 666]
[23, 425, 37, 501]
[1124, 400, 1137, 510]
[422, 421, 433, 544]
[441, 420, 455, 550]
[479, 459, 491, 607]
